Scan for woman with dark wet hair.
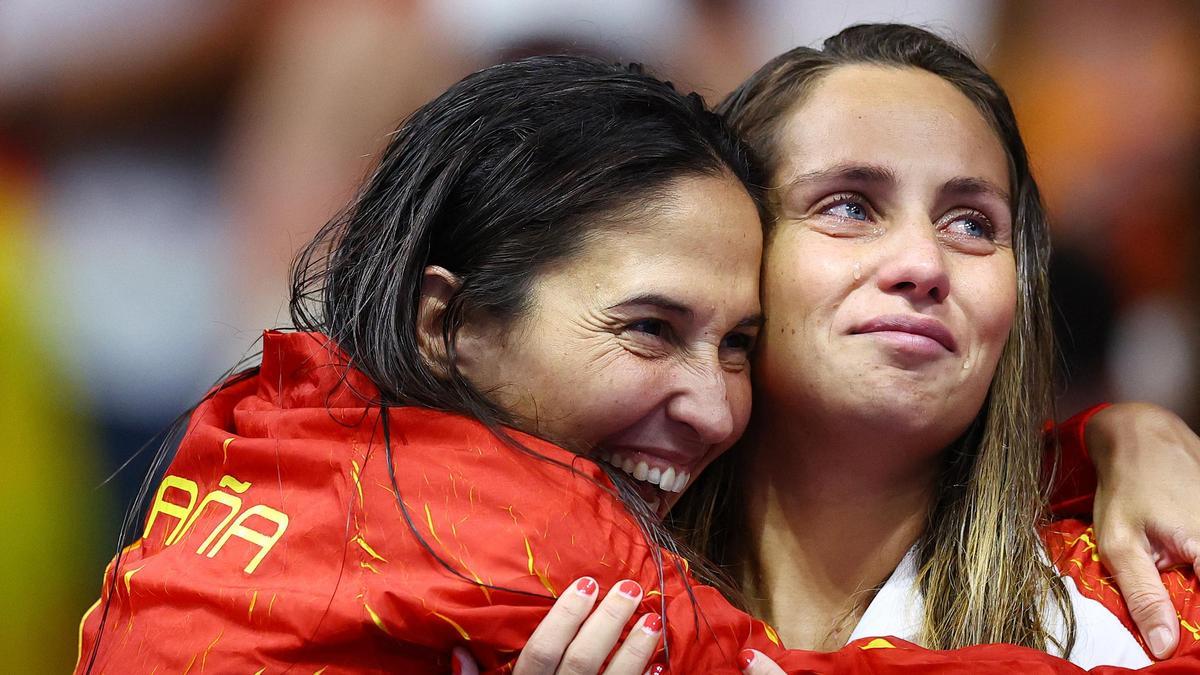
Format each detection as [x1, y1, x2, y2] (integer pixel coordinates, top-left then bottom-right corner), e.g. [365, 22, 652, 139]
[77, 43, 1198, 675]
[77, 54, 771, 673]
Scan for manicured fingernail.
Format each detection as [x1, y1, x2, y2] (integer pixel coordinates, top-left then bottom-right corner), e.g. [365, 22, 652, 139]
[451, 650, 464, 675]
[1149, 626, 1173, 658]
[641, 613, 663, 634]
[618, 580, 642, 599]
[575, 577, 598, 596]
[738, 649, 756, 670]
[643, 665, 666, 675]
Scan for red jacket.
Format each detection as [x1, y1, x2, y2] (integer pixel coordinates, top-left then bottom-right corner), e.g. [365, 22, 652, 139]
[76, 331, 1199, 673]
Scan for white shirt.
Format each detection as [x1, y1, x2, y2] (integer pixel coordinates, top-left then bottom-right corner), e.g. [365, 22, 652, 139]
[847, 546, 1153, 669]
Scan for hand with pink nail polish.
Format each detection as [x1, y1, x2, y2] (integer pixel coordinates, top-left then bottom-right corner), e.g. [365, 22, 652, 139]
[738, 649, 785, 675]
[451, 576, 663, 675]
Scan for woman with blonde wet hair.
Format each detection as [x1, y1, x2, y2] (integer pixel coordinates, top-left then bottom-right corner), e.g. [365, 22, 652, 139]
[685, 20, 1108, 656]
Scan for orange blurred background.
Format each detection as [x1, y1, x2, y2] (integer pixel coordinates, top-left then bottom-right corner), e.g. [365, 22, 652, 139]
[1, 1, 1195, 669]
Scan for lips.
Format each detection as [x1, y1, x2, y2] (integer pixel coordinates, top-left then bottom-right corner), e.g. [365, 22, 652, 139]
[597, 449, 692, 494]
[851, 314, 958, 352]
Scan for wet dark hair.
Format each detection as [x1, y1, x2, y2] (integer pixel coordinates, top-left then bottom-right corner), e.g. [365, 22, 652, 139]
[291, 54, 764, 423]
[289, 53, 764, 609]
[85, 55, 763, 671]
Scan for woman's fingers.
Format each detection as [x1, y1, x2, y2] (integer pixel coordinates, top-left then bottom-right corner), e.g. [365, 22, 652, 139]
[556, 580, 645, 674]
[513, 577, 602, 675]
[1085, 402, 1200, 658]
[1097, 526, 1180, 659]
[512, 577, 649, 675]
[602, 613, 663, 674]
[739, 649, 786, 675]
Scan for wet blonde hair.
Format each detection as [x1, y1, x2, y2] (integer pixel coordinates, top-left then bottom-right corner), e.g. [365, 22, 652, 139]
[670, 23, 1074, 653]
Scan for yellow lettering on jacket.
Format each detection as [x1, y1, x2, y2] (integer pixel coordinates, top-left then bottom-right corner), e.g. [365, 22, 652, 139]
[146, 468, 288, 574]
[144, 475, 199, 542]
[206, 504, 290, 574]
[173, 475, 251, 551]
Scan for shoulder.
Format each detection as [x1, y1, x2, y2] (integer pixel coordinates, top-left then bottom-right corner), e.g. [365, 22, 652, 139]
[349, 409, 678, 669]
[356, 407, 647, 586]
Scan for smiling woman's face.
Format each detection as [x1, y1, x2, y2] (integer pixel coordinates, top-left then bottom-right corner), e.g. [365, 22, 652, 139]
[460, 173, 763, 514]
[756, 64, 1017, 451]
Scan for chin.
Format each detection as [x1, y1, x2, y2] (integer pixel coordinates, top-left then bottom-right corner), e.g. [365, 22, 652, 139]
[849, 382, 977, 432]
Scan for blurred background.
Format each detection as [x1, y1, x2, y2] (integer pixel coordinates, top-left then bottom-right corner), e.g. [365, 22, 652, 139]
[1, 0, 1196, 669]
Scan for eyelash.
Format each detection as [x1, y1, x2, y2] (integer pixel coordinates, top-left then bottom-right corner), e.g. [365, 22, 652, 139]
[627, 318, 668, 338]
[817, 192, 872, 221]
[817, 193, 997, 241]
[722, 332, 756, 353]
[941, 209, 995, 240]
[624, 319, 756, 353]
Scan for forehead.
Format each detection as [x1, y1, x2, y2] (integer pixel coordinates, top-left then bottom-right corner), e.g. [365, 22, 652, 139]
[549, 174, 762, 312]
[774, 65, 1010, 195]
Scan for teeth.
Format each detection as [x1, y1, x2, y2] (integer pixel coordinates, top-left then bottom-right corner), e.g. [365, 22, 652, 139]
[633, 461, 649, 481]
[647, 466, 662, 485]
[598, 452, 690, 495]
[673, 471, 690, 493]
[659, 466, 676, 493]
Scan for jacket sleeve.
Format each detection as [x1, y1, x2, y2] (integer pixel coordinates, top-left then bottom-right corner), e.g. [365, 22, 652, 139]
[1047, 403, 1110, 518]
[1043, 519, 1200, 671]
[355, 410, 784, 673]
[765, 631, 1200, 673]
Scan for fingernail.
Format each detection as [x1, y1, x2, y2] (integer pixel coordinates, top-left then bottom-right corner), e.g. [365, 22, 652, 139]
[451, 650, 464, 675]
[643, 665, 666, 675]
[738, 648, 756, 670]
[575, 577, 598, 596]
[641, 613, 663, 634]
[618, 579, 642, 599]
[1148, 626, 1173, 658]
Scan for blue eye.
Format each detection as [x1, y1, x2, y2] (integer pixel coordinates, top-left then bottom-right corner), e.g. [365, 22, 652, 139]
[947, 213, 992, 239]
[825, 200, 869, 221]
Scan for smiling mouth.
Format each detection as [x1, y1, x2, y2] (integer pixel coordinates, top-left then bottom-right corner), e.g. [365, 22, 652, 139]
[597, 450, 693, 501]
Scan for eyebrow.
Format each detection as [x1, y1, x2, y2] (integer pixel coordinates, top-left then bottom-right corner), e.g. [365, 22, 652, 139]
[736, 314, 766, 329]
[781, 163, 1010, 204]
[606, 293, 764, 329]
[942, 176, 1011, 204]
[607, 293, 693, 316]
[781, 163, 898, 190]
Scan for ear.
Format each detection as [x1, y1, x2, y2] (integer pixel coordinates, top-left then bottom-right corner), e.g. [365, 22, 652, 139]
[416, 266, 462, 374]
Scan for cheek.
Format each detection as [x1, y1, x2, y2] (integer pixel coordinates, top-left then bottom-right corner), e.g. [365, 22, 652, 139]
[558, 359, 670, 442]
[762, 235, 850, 347]
[968, 263, 1019, 353]
[726, 372, 754, 441]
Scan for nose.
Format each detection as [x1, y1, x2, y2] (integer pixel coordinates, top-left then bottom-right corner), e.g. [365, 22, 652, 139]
[874, 221, 950, 304]
[665, 360, 735, 446]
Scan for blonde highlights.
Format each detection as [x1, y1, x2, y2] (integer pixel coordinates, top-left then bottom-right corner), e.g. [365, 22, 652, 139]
[674, 23, 1075, 653]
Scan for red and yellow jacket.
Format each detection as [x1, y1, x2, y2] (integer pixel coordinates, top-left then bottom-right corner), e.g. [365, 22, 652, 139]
[76, 331, 1199, 673]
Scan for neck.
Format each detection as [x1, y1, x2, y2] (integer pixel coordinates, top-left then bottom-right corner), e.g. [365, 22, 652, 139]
[739, 414, 941, 651]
